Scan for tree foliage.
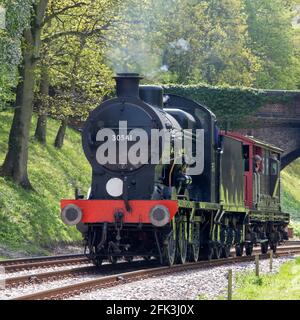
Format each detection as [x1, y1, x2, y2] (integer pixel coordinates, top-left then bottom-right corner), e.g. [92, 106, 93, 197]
[160, 0, 260, 86]
[244, 0, 300, 89]
[106, 0, 300, 89]
[0, 0, 32, 106]
[107, 0, 260, 86]
[42, 0, 119, 122]
[0, 0, 120, 186]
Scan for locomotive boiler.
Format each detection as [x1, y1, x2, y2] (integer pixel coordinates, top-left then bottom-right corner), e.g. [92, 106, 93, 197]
[60, 73, 289, 266]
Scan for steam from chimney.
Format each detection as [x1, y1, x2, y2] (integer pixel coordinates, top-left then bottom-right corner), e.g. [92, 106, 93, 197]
[105, 0, 175, 81]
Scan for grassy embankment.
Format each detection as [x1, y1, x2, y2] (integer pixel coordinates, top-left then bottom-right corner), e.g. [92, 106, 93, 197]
[231, 257, 300, 300]
[0, 110, 91, 256]
[281, 158, 300, 237]
[209, 257, 300, 300]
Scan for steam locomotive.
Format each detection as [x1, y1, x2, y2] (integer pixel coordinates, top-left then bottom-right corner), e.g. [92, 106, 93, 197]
[60, 73, 289, 266]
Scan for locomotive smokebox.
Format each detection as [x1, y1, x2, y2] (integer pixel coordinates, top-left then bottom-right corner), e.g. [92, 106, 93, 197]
[139, 85, 163, 108]
[114, 73, 142, 98]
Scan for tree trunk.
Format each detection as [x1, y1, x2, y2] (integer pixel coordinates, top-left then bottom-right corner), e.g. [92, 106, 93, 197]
[54, 119, 67, 149]
[35, 114, 47, 145]
[0, 42, 36, 189]
[34, 66, 49, 145]
[0, 0, 48, 189]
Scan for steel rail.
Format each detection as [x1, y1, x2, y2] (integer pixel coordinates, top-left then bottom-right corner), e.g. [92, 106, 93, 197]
[4, 266, 96, 288]
[4, 260, 158, 288]
[0, 253, 85, 267]
[2, 257, 90, 273]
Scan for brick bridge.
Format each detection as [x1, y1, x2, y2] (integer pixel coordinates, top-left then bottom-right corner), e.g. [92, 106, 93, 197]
[237, 91, 300, 169]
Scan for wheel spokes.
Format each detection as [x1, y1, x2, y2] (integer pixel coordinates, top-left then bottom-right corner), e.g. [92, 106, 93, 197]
[178, 222, 187, 264]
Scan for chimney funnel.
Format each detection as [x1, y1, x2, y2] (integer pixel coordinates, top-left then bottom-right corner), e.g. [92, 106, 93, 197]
[114, 73, 142, 98]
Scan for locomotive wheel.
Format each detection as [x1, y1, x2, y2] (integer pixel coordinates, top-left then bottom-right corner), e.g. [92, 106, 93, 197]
[177, 221, 188, 264]
[260, 242, 268, 254]
[235, 244, 244, 257]
[245, 243, 253, 256]
[221, 245, 231, 258]
[270, 242, 277, 253]
[188, 223, 200, 262]
[162, 231, 176, 266]
[213, 244, 221, 259]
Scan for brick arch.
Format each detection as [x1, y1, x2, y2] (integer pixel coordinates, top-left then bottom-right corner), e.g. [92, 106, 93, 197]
[281, 148, 300, 169]
[238, 125, 300, 169]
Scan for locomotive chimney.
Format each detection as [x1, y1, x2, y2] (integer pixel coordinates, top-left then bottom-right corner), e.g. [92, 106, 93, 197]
[114, 73, 142, 98]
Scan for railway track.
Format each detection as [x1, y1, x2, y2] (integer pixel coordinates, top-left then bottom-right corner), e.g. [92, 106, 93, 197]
[0, 255, 89, 273]
[283, 240, 300, 246]
[3, 260, 158, 289]
[9, 245, 300, 300]
[0, 253, 85, 267]
[1, 242, 298, 294]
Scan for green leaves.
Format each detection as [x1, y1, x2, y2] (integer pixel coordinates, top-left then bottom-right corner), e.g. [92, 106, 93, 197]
[107, 0, 300, 89]
[244, 0, 300, 89]
[2, 0, 300, 113]
[34, 0, 119, 120]
[0, 0, 33, 106]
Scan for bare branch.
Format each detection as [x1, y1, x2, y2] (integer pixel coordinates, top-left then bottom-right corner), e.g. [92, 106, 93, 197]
[42, 24, 111, 44]
[44, 2, 87, 25]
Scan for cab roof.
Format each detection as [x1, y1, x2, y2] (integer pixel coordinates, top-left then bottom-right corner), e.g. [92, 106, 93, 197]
[220, 131, 284, 153]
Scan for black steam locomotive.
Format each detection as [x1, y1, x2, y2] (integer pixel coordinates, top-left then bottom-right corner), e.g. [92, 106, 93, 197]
[61, 73, 289, 266]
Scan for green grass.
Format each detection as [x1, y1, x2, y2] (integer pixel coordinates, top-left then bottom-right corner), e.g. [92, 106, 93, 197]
[282, 158, 300, 237]
[232, 257, 300, 300]
[0, 110, 91, 254]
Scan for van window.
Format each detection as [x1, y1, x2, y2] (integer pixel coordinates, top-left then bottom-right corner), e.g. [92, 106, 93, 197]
[243, 145, 249, 172]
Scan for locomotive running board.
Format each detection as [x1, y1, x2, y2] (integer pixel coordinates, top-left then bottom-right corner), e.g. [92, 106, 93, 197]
[177, 200, 220, 210]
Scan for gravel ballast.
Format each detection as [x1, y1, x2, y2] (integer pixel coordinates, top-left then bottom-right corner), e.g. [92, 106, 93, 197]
[69, 256, 294, 300]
